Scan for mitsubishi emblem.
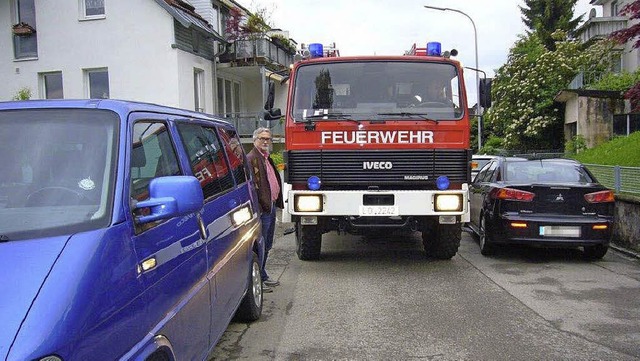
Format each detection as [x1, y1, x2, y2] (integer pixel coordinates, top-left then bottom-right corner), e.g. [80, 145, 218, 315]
[555, 193, 564, 202]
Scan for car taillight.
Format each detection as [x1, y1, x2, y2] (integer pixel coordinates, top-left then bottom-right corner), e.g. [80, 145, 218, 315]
[584, 190, 615, 203]
[491, 188, 535, 202]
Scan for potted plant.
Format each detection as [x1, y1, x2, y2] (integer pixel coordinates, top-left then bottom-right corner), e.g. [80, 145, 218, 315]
[12, 22, 35, 36]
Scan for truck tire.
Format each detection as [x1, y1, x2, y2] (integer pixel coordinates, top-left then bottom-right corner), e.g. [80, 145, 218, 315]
[423, 223, 460, 260]
[296, 222, 321, 260]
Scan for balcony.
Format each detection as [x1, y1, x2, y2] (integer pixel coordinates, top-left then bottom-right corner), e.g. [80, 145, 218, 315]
[216, 112, 285, 139]
[220, 37, 294, 71]
[578, 16, 628, 43]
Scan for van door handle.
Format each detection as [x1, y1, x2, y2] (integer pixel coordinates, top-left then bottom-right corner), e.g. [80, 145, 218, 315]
[196, 213, 207, 240]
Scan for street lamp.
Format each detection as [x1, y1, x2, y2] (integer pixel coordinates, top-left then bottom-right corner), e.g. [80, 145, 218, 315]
[423, 5, 482, 151]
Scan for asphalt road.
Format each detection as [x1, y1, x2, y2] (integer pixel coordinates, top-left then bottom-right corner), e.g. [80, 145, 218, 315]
[209, 224, 640, 361]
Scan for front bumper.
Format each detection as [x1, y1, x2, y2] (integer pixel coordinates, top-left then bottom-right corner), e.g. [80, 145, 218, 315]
[283, 186, 469, 220]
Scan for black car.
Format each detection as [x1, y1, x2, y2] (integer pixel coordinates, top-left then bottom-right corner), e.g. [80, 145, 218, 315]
[468, 157, 615, 259]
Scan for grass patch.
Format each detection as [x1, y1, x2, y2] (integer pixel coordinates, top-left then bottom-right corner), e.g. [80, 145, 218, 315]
[571, 131, 640, 167]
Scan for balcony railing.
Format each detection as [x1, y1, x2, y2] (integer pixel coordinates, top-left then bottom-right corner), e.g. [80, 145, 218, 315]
[568, 71, 605, 89]
[578, 16, 628, 43]
[220, 37, 294, 70]
[215, 112, 285, 139]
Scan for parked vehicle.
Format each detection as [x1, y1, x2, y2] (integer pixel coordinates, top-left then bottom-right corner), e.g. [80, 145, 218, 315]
[467, 157, 614, 259]
[265, 41, 491, 261]
[471, 154, 497, 181]
[0, 100, 264, 361]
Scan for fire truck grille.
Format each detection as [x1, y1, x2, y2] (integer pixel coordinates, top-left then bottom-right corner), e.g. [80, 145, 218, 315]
[285, 149, 470, 190]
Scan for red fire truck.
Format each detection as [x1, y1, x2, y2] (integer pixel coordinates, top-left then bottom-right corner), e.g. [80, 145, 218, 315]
[264, 42, 491, 260]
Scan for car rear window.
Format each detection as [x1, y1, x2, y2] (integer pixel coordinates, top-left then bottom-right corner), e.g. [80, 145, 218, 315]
[505, 161, 593, 183]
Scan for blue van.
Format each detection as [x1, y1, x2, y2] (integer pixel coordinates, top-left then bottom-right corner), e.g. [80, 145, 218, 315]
[0, 100, 264, 361]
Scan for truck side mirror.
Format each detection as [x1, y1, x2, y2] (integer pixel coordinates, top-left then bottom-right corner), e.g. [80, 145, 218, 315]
[262, 108, 282, 121]
[264, 81, 275, 110]
[479, 78, 492, 109]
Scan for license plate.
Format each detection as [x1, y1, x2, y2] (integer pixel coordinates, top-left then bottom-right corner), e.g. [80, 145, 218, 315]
[539, 226, 581, 238]
[359, 205, 398, 216]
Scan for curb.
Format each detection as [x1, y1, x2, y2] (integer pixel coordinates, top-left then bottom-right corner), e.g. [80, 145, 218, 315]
[610, 244, 640, 260]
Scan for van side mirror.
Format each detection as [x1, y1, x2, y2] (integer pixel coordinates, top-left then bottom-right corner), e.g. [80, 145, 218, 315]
[479, 78, 492, 109]
[135, 176, 203, 223]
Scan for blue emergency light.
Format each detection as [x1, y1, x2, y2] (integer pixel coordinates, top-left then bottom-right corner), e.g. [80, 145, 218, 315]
[307, 175, 321, 190]
[427, 42, 441, 56]
[309, 43, 324, 58]
[436, 175, 450, 190]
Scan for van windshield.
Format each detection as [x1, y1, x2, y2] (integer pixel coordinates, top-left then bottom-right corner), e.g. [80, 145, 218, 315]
[0, 109, 118, 240]
[292, 61, 463, 121]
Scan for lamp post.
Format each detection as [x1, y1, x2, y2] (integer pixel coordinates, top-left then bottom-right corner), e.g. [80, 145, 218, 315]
[423, 5, 482, 151]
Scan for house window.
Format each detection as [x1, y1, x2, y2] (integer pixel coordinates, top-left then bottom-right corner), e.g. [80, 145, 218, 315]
[86, 68, 109, 99]
[211, 4, 220, 33]
[41, 72, 63, 99]
[611, 1, 619, 16]
[216, 78, 242, 117]
[81, 0, 105, 18]
[194, 68, 205, 112]
[13, 0, 38, 59]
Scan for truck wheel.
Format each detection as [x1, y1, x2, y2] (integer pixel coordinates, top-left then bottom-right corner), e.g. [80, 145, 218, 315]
[234, 252, 262, 321]
[423, 223, 460, 260]
[296, 222, 321, 260]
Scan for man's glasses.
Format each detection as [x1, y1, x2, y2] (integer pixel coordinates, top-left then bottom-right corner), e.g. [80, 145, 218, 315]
[258, 137, 272, 142]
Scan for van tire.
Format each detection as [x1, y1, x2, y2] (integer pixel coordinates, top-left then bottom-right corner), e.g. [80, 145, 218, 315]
[296, 222, 321, 260]
[235, 252, 262, 321]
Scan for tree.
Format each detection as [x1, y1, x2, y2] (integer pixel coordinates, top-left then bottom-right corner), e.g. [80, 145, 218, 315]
[519, 0, 584, 51]
[485, 32, 611, 150]
[610, 0, 640, 111]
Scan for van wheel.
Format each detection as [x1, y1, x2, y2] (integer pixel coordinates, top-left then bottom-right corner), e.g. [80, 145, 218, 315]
[423, 223, 460, 260]
[296, 222, 321, 260]
[583, 244, 608, 260]
[235, 252, 262, 321]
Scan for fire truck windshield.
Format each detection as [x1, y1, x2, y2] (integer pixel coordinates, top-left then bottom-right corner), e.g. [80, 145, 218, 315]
[292, 61, 463, 122]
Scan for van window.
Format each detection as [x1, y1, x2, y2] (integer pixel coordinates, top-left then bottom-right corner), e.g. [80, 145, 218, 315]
[219, 128, 248, 184]
[130, 121, 181, 202]
[177, 123, 234, 199]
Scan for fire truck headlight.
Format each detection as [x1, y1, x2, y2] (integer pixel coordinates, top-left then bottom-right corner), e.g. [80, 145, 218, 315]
[434, 194, 462, 212]
[307, 176, 321, 190]
[436, 176, 450, 190]
[294, 194, 323, 212]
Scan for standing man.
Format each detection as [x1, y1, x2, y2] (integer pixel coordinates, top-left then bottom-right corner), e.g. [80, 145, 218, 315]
[247, 127, 283, 292]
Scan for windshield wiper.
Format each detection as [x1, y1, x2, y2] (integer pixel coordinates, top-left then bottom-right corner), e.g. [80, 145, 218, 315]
[301, 113, 360, 124]
[0, 235, 9, 242]
[377, 112, 439, 124]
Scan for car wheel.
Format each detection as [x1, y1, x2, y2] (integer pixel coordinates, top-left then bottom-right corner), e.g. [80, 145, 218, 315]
[583, 244, 608, 260]
[235, 252, 262, 321]
[479, 215, 495, 256]
[296, 222, 321, 260]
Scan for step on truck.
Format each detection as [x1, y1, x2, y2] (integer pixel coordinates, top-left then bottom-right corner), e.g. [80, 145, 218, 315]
[264, 41, 492, 260]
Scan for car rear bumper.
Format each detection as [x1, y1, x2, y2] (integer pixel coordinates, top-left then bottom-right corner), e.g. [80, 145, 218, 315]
[490, 214, 613, 247]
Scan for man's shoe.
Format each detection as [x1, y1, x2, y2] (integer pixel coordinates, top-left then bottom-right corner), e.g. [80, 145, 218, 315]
[263, 279, 280, 287]
[262, 283, 273, 293]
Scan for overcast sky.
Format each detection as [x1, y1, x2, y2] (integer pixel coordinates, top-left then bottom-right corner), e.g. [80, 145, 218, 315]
[247, 0, 598, 103]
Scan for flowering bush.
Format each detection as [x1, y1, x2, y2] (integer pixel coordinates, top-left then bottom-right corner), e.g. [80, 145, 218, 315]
[486, 32, 612, 150]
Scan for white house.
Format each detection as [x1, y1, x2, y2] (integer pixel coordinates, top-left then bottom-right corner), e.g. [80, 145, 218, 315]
[556, 0, 640, 148]
[1, 0, 296, 138]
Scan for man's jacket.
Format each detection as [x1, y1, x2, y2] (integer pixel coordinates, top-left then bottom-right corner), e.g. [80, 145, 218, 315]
[247, 147, 284, 213]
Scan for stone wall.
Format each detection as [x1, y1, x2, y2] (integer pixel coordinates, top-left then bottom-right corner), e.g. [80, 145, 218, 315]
[613, 193, 640, 253]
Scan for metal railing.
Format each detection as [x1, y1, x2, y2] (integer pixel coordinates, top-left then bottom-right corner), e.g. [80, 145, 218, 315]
[219, 37, 294, 69]
[215, 112, 285, 139]
[584, 164, 640, 195]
